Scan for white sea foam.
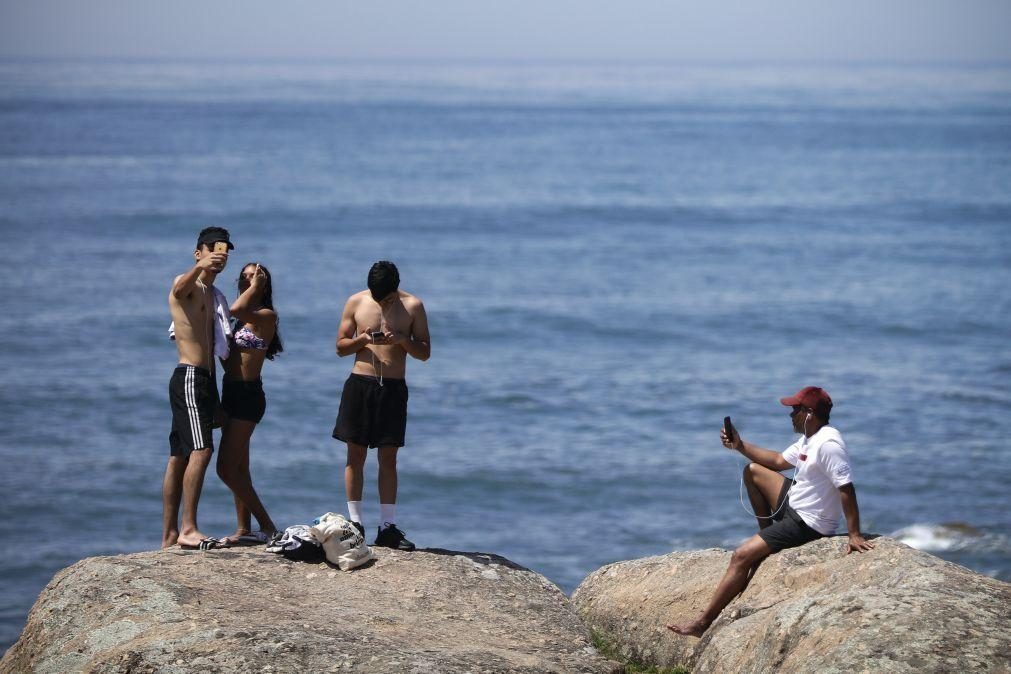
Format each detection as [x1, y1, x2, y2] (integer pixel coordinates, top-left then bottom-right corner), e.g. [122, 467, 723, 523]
[890, 523, 982, 552]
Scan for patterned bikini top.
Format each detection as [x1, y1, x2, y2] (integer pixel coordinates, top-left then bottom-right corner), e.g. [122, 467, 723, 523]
[233, 325, 268, 351]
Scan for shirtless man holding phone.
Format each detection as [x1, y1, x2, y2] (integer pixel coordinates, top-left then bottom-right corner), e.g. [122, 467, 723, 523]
[334, 261, 431, 551]
[163, 227, 233, 549]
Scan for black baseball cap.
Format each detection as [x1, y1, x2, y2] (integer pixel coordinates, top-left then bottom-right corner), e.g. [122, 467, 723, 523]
[196, 226, 234, 250]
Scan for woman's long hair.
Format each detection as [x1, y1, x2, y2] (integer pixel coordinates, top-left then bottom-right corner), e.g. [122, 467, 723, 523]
[239, 262, 284, 360]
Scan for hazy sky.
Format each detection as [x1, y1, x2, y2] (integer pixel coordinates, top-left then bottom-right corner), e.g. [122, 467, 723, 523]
[1, 0, 1009, 63]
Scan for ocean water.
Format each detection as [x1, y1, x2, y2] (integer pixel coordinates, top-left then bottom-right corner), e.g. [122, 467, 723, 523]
[1, 60, 1009, 651]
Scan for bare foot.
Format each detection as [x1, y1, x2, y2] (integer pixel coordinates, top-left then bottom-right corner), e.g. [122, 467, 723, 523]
[225, 530, 278, 546]
[162, 531, 179, 549]
[176, 531, 210, 548]
[666, 616, 710, 638]
[223, 529, 252, 546]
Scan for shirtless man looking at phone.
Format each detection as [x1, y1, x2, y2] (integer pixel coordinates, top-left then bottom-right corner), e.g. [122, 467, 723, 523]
[334, 261, 431, 551]
[162, 227, 233, 550]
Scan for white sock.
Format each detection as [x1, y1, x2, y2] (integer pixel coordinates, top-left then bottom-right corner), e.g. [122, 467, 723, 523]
[347, 501, 364, 524]
[380, 503, 396, 529]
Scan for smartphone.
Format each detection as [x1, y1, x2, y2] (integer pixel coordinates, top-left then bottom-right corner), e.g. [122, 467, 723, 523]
[213, 241, 229, 254]
[370, 331, 384, 341]
[723, 416, 734, 440]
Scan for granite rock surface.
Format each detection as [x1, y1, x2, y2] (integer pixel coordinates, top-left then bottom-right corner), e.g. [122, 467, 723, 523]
[572, 536, 1010, 673]
[3, 547, 617, 673]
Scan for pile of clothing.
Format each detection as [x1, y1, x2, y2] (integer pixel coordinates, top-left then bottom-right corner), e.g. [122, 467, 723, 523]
[266, 512, 374, 571]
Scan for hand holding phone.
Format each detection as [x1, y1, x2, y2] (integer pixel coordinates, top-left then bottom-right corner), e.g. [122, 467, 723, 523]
[723, 416, 736, 448]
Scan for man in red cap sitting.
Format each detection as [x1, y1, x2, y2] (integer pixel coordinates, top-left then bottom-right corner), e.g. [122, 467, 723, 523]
[667, 386, 874, 637]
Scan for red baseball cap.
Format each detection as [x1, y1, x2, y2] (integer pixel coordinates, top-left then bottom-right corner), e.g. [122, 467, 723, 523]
[780, 386, 833, 419]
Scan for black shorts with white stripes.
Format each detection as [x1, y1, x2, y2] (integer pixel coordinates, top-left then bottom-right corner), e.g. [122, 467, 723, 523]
[168, 365, 219, 456]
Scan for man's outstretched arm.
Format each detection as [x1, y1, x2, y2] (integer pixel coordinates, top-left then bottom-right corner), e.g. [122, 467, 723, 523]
[722, 425, 793, 472]
[839, 483, 874, 553]
[171, 253, 224, 299]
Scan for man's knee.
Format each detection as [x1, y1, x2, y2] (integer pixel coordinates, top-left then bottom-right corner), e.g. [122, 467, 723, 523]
[744, 462, 781, 490]
[167, 455, 188, 471]
[731, 549, 756, 569]
[346, 445, 367, 468]
[216, 459, 237, 484]
[177, 448, 212, 475]
[377, 447, 398, 470]
[730, 538, 771, 568]
[742, 462, 760, 486]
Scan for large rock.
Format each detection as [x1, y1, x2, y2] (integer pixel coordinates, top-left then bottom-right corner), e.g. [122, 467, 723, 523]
[572, 537, 1010, 673]
[2, 547, 617, 673]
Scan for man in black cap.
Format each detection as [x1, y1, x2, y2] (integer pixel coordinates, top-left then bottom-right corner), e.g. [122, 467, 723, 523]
[334, 261, 431, 551]
[667, 386, 873, 637]
[162, 226, 233, 550]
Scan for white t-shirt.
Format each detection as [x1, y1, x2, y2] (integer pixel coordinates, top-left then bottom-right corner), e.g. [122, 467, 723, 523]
[781, 426, 853, 535]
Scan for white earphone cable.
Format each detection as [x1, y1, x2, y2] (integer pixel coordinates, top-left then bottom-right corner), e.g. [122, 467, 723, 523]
[736, 414, 808, 519]
[370, 302, 388, 387]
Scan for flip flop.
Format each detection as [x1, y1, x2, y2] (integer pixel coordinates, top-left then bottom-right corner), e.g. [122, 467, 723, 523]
[231, 531, 271, 546]
[199, 537, 231, 550]
[180, 537, 230, 551]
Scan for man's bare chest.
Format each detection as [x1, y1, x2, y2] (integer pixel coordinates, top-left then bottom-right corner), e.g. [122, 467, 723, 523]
[356, 305, 410, 334]
[177, 289, 214, 327]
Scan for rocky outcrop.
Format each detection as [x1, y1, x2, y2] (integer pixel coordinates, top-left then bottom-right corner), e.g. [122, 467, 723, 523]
[572, 537, 1011, 673]
[2, 547, 617, 673]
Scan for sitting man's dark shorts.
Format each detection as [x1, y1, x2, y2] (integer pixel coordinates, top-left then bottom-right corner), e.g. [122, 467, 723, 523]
[332, 374, 408, 448]
[169, 365, 219, 456]
[222, 377, 266, 424]
[758, 478, 824, 553]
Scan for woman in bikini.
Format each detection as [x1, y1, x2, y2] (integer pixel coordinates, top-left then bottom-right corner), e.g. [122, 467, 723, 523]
[217, 262, 283, 545]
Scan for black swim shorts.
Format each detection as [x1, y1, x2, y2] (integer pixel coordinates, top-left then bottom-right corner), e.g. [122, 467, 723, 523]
[222, 377, 266, 424]
[332, 374, 408, 448]
[168, 365, 219, 456]
[758, 478, 824, 553]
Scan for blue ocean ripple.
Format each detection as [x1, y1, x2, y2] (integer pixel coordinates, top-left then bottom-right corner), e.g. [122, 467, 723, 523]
[2, 60, 1010, 651]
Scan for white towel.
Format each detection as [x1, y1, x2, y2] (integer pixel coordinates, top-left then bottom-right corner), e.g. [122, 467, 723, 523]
[168, 285, 233, 360]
